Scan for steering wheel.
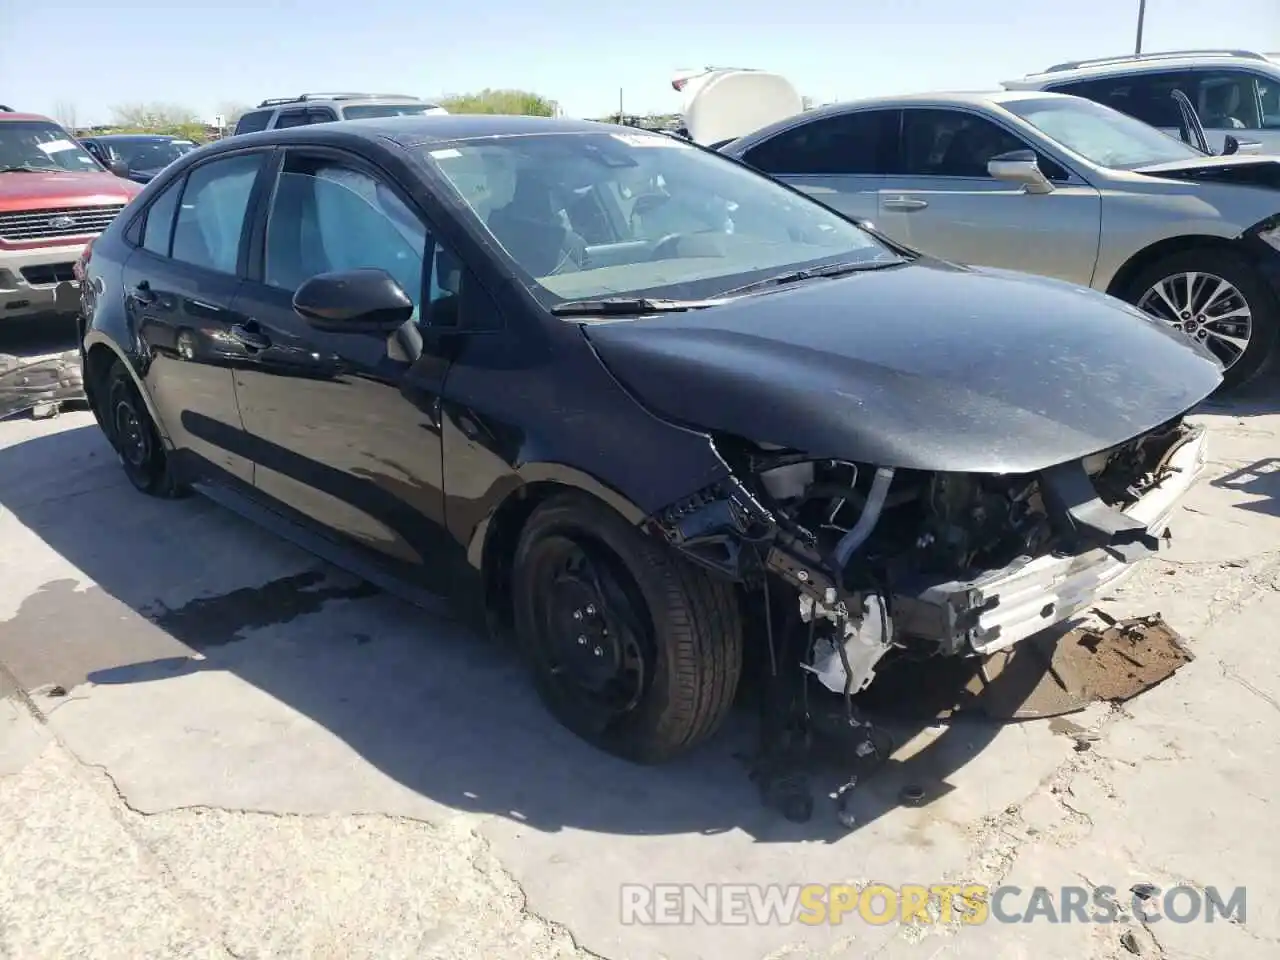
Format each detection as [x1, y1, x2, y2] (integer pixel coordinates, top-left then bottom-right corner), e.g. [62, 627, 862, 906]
[649, 233, 685, 261]
[547, 232, 590, 276]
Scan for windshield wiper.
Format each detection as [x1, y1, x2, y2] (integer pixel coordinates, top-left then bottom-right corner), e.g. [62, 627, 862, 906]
[550, 296, 721, 317]
[719, 257, 907, 298]
[0, 164, 61, 173]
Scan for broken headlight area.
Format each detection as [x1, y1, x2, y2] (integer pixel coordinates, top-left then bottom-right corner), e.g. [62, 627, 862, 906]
[650, 419, 1207, 695]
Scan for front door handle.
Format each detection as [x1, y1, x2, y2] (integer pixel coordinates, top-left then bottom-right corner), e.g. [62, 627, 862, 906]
[229, 322, 272, 351]
[129, 280, 156, 304]
[882, 196, 929, 211]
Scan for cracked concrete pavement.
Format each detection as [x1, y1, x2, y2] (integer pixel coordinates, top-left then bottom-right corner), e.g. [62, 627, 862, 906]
[1, 381, 1279, 959]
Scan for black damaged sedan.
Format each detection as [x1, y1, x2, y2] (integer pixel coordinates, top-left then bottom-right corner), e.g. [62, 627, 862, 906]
[75, 115, 1221, 787]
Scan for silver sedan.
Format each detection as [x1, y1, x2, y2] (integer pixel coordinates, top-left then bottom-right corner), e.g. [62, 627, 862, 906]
[721, 90, 1280, 388]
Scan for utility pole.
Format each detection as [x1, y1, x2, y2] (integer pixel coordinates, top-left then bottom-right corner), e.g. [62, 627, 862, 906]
[1134, 0, 1147, 55]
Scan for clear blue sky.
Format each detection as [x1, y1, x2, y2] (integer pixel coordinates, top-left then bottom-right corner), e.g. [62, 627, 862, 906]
[4, 0, 1278, 124]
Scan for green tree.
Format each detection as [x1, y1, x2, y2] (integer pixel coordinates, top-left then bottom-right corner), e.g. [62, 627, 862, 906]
[439, 89, 557, 116]
[109, 102, 200, 129]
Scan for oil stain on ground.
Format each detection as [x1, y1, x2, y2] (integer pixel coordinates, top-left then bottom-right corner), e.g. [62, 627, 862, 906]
[144, 569, 381, 649]
[0, 569, 379, 694]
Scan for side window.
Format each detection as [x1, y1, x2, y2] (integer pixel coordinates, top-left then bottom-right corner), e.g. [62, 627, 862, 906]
[264, 156, 426, 304]
[901, 109, 1067, 181]
[1260, 75, 1280, 129]
[274, 109, 311, 129]
[262, 155, 484, 330]
[1182, 71, 1263, 130]
[742, 111, 897, 175]
[171, 153, 265, 274]
[234, 110, 272, 135]
[307, 108, 338, 123]
[141, 176, 184, 256]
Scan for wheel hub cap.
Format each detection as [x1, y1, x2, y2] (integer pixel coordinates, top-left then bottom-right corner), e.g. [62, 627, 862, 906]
[538, 539, 649, 713]
[1137, 271, 1252, 370]
[113, 399, 148, 467]
[551, 579, 620, 690]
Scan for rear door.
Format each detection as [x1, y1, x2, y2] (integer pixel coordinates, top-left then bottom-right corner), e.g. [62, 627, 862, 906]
[875, 106, 1102, 285]
[121, 149, 272, 484]
[737, 109, 899, 223]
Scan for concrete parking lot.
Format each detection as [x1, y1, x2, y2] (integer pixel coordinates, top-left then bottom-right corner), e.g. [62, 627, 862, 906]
[2, 372, 1279, 959]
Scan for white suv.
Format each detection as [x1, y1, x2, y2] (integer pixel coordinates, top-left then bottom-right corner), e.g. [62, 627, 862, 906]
[1003, 50, 1280, 154]
[232, 93, 448, 136]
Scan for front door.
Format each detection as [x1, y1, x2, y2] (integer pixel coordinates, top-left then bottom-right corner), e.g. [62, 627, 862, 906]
[876, 107, 1102, 287]
[230, 148, 453, 571]
[124, 150, 269, 484]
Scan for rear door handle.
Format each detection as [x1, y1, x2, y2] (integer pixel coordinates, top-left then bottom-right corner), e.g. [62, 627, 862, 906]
[883, 196, 929, 211]
[229, 322, 272, 351]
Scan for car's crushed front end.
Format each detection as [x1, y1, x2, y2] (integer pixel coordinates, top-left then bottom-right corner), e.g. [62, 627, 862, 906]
[651, 416, 1207, 702]
[578, 257, 1222, 821]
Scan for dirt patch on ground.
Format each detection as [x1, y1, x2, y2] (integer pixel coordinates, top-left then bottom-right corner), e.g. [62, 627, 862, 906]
[861, 615, 1195, 722]
[1052, 614, 1194, 703]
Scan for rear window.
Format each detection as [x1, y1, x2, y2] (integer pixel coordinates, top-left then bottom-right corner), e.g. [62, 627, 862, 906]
[340, 103, 437, 120]
[234, 110, 273, 135]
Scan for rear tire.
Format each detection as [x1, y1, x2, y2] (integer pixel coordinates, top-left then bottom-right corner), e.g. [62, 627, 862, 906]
[511, 492, 742, 763]
[1122, 247, 1279, 391]
[104, 359, 188, 498]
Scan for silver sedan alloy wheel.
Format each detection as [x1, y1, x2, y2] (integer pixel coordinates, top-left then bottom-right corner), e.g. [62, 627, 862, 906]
[1137, 271, 1252, 370]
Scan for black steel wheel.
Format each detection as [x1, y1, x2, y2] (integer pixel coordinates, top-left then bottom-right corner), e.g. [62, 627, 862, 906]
[104, 359, 187, 498]
[511, 492, 743, 763]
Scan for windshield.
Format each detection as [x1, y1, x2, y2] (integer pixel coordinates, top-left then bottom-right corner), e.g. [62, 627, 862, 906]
[0, 120, 102, 172]
[1001, 96, 1203, 169]
[111, 139, 194, 170]
[343, 103, 439, 120]
[419, 130, 892, 304]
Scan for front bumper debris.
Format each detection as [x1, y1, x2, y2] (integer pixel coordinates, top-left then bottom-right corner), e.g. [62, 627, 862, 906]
[893, 425, 1208, 655]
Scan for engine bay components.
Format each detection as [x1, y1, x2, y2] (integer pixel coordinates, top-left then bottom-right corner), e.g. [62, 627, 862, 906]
[799, 591, 893, 695]
[651, 419, 1207, 823]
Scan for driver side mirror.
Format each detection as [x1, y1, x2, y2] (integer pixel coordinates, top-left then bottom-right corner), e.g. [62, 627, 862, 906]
[108, 159, 130, 179]
[988, 149, 1055, 194]
[292, 268, 415, 333]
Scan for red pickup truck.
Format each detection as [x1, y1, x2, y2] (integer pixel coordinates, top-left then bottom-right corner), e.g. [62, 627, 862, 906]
[0, 106, 140, 325]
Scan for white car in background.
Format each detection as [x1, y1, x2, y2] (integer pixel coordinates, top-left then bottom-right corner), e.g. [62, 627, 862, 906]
[670, 68, 803, 147]
[1002, 49, 1280, 154]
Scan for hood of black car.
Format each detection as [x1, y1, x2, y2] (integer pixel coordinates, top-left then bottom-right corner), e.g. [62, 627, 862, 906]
[1132, 154, 1280, 188]
[579, 261, 1222, 474]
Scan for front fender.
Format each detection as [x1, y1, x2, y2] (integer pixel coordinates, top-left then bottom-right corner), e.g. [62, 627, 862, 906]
[463, 461, 653, 569]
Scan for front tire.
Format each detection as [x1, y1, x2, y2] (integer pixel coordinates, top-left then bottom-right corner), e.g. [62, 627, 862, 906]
[1123, 247, 1279, 390]
[511, 492, 743, 763]
[104, 359, 187, 498]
